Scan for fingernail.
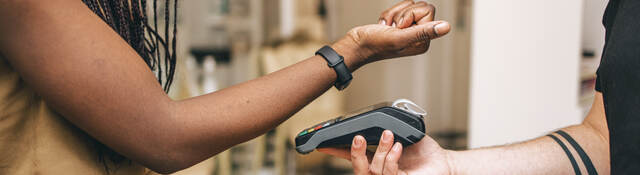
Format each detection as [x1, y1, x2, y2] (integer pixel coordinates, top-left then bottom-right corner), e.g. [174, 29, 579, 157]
[383, 130, 392, 142]
[379, 20, 386, 25]
[434, 22, 450, 36]
[392, 22, 397, 28]
[393, 142, 401, 151]
[398, 17, 404, 26]
[353, 136, 362, 148]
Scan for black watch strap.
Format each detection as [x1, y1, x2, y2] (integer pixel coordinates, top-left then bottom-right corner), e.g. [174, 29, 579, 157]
[316, 45, 352, 90]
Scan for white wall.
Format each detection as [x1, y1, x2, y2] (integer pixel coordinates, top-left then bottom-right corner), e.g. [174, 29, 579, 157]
[582, 0, 608, 59]
[469, 0, 585, 148]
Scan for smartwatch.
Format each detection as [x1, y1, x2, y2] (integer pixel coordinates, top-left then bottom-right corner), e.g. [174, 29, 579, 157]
[315, 45, 353, 90]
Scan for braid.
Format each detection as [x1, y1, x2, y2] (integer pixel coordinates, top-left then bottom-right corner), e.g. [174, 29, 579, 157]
[99, 0, 114, 28]
[130, 1, 144, 64]
[163, 0, 171, 92]
[118, 1, 131, 43]
[168, 0, 178, 91]
[141, 0, 158, 68]
[153, 0, 162, 84]
[81, 0, 179, 172]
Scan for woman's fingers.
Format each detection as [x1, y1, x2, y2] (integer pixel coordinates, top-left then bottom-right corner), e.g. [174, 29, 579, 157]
[351, 135, 371, 175]
[395, 21, 451, 43]
[383, 142, 403, 175]
[379, 0, 437, 29]
[370, 130, 395, 175]
[379, 0, 415, 26]
[414, 3, 437, 25]
[395, 1, 436, 29]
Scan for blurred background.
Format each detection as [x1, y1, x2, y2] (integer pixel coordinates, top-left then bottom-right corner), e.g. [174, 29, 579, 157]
[161, 0, 607, 174]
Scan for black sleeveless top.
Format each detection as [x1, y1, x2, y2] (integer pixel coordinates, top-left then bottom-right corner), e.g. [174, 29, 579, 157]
[595, 0, 640, 173]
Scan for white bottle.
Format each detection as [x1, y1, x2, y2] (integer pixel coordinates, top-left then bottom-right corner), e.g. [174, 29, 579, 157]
[201, 55, 219, 94]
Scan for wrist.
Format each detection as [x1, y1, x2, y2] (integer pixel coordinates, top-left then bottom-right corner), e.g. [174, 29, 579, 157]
[331, 36, 369, 72]
[445, 150, 460, 175]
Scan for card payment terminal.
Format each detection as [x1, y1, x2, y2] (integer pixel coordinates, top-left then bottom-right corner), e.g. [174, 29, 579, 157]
[295, 99, 427, 154]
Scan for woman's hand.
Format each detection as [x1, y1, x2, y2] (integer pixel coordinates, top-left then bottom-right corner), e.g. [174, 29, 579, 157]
[318, 130, 453, 175]
[332, 0, 451, 71]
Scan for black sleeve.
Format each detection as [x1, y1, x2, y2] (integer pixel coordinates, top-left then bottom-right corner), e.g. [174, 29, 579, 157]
[595, 70, 602, 92]
[595, 0, 620, 92]
[596, 0, 640, 173]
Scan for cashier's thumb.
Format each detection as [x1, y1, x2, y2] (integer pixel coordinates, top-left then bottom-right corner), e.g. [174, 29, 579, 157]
[399, 21, 450, 41]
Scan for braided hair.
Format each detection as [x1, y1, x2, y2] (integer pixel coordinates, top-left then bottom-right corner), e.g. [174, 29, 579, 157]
[82, 0, 178, 92]
[81, 0, 178, 172]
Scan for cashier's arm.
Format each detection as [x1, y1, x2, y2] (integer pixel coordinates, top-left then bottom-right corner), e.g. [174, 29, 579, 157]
[323, 92, 609, 175]
[0, 0, 448, 174]
[321, 93, 609, 175]
[446, 92, 609, 174]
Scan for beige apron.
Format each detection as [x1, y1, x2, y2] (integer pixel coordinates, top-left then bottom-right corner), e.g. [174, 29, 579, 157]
[0, 57, 153, 175]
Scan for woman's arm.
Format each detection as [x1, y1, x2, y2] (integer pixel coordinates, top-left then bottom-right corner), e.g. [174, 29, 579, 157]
[0, 0, 448, 173]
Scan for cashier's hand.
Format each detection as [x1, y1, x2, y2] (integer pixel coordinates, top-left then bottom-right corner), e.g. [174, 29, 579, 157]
[318, 130, 452, 175]
[333, 0, 451, 70]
